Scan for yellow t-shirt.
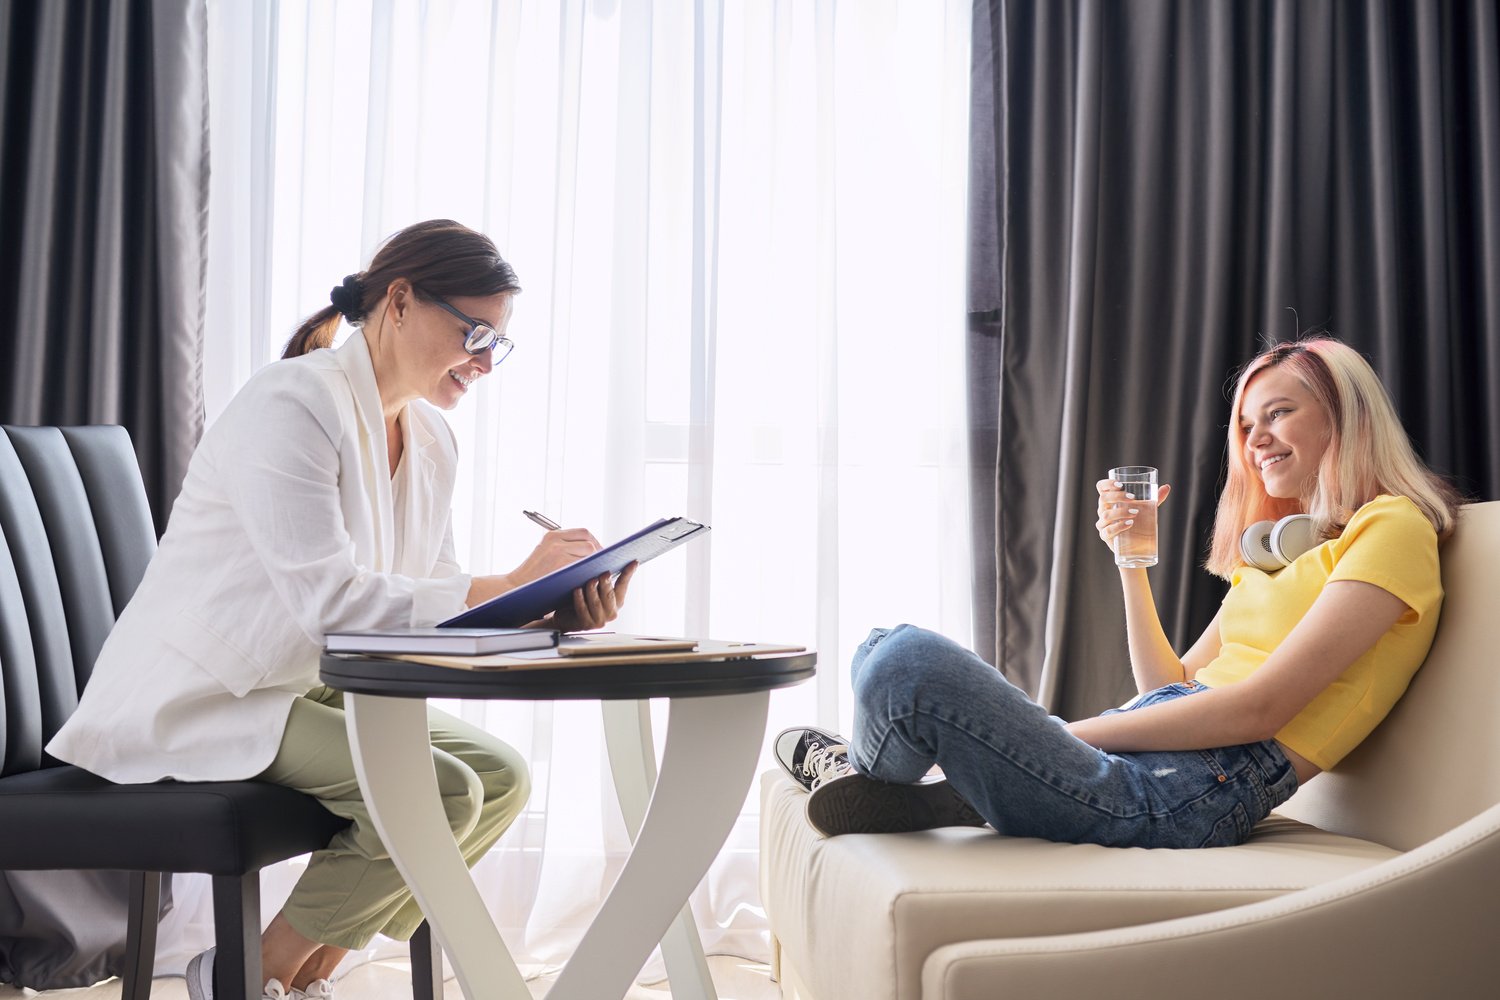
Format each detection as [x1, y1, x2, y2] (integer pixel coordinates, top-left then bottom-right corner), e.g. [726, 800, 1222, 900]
[1193, 494, 1443, 770]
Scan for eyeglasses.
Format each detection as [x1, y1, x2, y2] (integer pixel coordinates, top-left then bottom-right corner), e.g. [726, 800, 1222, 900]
[429, 295, 515, 360]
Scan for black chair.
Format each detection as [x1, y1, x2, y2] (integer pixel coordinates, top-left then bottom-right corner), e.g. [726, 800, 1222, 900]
[0, 426, 441, 999]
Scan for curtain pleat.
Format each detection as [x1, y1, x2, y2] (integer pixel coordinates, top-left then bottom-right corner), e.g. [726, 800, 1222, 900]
[0, 0, 208, 533]
[969, 0, 1500, 716]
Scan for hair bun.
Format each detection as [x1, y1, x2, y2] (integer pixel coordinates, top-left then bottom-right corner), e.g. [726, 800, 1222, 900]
[329, 274, 366, 322]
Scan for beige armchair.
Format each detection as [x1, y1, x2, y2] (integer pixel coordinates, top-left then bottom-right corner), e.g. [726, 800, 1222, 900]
[762, 501, 1500, 1000]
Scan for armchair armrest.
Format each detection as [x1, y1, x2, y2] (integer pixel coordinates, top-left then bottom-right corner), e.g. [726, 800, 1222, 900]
[922, 801, 1500, 1000]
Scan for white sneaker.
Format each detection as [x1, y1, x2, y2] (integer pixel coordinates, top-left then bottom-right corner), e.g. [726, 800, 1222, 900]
[184, 947, 297, 1000]
[292, 980, 335, 1000]
[185, 947, 215, 1000]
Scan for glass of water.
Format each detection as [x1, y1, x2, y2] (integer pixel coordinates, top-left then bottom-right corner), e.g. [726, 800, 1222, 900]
[1108, 466, 1158, 568]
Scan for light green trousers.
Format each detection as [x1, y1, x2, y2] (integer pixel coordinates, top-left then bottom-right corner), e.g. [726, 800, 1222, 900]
[255, 686, 529, 950]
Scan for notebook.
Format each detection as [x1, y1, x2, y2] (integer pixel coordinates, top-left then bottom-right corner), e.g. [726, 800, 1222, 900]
[325, 627, 559, 656]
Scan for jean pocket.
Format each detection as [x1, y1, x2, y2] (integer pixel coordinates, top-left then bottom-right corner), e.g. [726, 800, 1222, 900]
[1196, 801, 1252, 848]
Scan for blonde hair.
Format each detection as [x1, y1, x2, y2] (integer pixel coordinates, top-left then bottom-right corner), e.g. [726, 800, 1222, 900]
[1206, 338, 1463, 579]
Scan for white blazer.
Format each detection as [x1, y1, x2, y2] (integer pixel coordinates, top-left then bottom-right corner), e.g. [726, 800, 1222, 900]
[47, 332, 472, 783]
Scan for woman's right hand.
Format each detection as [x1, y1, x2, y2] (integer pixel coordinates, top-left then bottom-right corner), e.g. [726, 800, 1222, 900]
[464, 527, 603, 608]
[1094, 478, 1170, 552]
[509, 528, 602, 587]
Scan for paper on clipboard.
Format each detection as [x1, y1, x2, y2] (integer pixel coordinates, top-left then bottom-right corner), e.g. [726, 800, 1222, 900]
[441, 516, 710, 629]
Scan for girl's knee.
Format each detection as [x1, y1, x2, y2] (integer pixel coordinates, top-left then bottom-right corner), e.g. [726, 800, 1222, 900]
[856, 625, 975, 692]
[853, 625, 929, 712]
[864, 626, 966, 680]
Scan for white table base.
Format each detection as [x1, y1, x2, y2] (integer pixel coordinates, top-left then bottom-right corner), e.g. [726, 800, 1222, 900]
[346, 689, 770, 1000]
[601, 700, 716, 1000]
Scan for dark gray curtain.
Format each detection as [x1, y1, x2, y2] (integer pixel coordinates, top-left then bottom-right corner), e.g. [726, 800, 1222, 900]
[0, 0, 203, 988]
[0, 0, 208, 534]
[968, 0, 1500, 719]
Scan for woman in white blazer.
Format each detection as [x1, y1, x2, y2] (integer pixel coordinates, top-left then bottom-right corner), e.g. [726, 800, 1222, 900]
[47, 220, 631, 1000]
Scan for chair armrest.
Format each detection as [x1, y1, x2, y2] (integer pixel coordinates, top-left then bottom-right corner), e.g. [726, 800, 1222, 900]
[922, 801, 1500, 1000]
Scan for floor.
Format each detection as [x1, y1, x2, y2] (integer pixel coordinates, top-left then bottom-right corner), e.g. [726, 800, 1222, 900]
[0, 956, 780, 1000]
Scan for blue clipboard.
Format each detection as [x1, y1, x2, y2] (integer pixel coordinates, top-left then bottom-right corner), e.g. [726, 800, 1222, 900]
[441, 516, 710, 629]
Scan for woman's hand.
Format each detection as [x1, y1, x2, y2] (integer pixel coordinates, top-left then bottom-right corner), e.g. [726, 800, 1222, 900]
[463, 527, 603, 609]
[509, 528, 602, 587]
[1094, 479, 1171, 550]
[526, 562, 639, 633]
[1094, 477, 1191, 693]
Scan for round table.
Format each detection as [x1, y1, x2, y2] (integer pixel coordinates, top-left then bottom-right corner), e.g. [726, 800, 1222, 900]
[320, 649, 816, 1000]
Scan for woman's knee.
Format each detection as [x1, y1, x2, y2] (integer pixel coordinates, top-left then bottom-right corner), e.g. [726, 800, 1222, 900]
[431, 750, 487, 840]
[476, 742, 531, 822]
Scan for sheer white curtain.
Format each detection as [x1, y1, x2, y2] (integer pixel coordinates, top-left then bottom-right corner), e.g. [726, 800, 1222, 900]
[192, 0, 971, 981]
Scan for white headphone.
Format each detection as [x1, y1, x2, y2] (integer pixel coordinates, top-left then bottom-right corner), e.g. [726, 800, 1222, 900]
[1239, 514, 1319, 571]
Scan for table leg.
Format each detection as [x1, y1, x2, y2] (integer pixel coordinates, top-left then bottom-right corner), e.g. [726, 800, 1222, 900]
[345, 693, 530, 1000]
[601, 701, 717, 1000]
[550, 691, 770, 1000]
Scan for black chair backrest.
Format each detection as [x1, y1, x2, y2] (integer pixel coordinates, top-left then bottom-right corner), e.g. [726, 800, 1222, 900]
[0, 426, 156, 777]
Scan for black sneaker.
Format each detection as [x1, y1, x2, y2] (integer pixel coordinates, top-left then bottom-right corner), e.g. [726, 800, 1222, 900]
[774, 726, 855, 792]
[805, 772, 988, 837]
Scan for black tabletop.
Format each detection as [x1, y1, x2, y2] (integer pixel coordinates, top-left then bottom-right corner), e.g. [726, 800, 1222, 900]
[319, 650, 817, 701]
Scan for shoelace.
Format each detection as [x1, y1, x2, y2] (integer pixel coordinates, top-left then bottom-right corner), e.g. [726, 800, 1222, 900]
[802, 742, 854, 789]
[291, 980, 335, 1000]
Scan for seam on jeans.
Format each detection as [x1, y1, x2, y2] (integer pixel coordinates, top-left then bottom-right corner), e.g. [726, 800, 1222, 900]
[852, 723, 902, 778]
[1193, 750, 1268, 828]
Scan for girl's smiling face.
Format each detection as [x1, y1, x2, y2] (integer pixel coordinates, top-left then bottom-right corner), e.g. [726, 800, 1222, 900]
[1239, 366, 1333, 502]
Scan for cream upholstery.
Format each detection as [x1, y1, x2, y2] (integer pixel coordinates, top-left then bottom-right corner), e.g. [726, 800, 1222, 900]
[761, 501, 1500, 1000]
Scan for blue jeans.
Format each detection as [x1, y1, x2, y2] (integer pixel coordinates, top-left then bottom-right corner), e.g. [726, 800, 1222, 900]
[849, 625, 1299, 848]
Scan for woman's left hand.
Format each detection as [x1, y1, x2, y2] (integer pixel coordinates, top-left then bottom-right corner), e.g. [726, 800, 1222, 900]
[527, 561, 639, 632]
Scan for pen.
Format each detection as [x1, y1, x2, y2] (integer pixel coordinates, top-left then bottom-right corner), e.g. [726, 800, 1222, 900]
[524, 510, 562, 531]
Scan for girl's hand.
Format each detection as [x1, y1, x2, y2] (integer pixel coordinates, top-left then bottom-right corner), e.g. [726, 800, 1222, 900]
[1094, 479, 1171, 549]
[527, 562, 639, 633]
[509, 528, 602, 587]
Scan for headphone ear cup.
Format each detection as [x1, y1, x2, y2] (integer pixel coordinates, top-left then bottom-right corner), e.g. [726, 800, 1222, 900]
[1268, 514, 1318, 566]
[1240, 520, 1283, 571]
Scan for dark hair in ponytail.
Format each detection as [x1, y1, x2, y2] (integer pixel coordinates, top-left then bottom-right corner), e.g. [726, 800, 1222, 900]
[282, 219, 522, 359]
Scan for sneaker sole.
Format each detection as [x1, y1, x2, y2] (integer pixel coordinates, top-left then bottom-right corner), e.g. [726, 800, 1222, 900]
[806, 774, 988, 836]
